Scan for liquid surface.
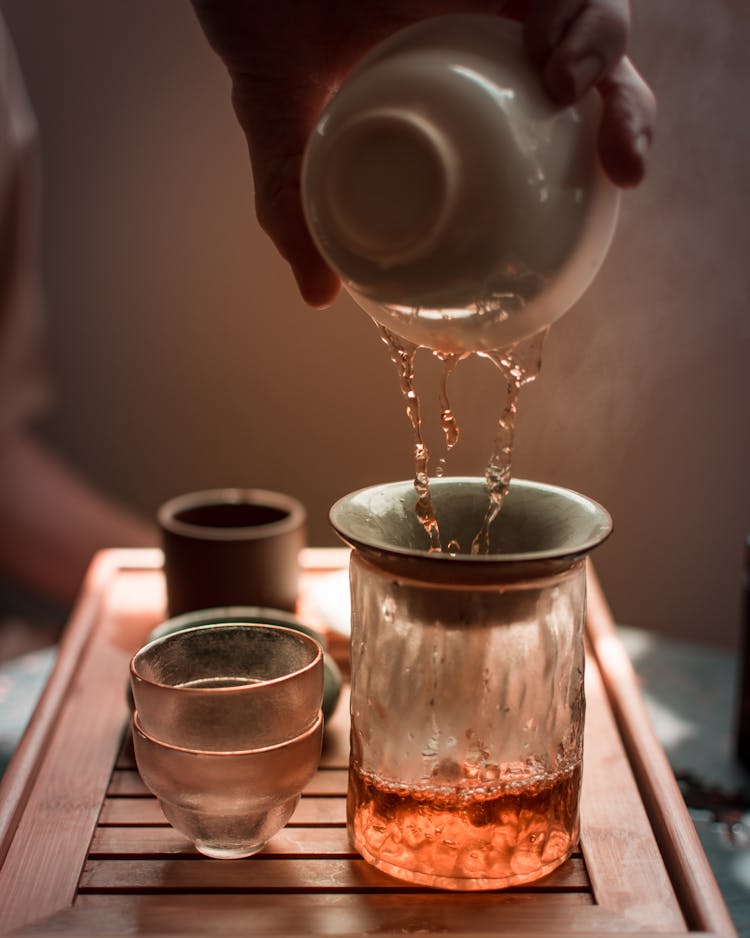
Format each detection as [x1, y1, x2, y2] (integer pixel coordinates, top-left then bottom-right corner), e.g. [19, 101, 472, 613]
[379, 325, 547, 551]
[349, 760, 580, 889]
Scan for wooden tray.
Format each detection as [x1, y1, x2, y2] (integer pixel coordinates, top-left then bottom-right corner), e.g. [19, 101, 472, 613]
[0, 549, 736, 936]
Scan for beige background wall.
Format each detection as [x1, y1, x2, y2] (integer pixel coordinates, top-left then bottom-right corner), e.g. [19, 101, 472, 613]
[3, 1, 748, 646]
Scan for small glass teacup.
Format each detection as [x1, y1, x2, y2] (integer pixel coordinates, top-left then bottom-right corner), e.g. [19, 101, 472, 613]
[130, 622, 323, 750]
[132, 710, 323, 859]
[129, 622, 324, 857]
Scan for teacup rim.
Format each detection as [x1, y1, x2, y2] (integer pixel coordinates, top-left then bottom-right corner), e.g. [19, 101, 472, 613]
[132, 708, 323, 757]
[130, 622, 323, 695]
[158, 487, 306, 541]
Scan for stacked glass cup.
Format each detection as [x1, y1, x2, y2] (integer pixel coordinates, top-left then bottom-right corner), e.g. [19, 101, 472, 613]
[129, 623, 324, 859]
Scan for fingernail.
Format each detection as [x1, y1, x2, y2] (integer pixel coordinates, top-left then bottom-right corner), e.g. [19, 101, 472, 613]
[567, 53, 604, 99]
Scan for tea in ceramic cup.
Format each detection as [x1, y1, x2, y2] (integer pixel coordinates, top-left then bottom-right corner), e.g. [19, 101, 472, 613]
[130, 623, 324, 750]
[158, 488, 306, 616]
[132, 710, 323, 859]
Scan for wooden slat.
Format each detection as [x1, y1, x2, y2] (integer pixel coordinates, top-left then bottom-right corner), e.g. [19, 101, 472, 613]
[88, 825, 358, 858]
[107, 768, 349, 798]
[0, 552, 155, 866]
[581, 647, 686, 932]
[78, 856, 590, 893]
[0, 561, 163, 936]
[43, 892, 620, 937]
[585, 565, 737, 937]
[98, 796, 348, 827]
[89, 824, 581, 861]
[89, 826, 581, 859]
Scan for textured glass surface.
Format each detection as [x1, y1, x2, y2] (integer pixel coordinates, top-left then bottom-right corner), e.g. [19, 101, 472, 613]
[130, 623, 323, 750]
[347, 551, 586, 889]
[132, 711, 323, 859]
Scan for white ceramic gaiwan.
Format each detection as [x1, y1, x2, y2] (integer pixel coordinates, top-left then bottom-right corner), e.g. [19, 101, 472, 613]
[302, 15, 620, 353]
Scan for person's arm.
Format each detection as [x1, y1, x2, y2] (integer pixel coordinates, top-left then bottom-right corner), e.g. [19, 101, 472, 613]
[191, 0, 657, 308]
[0, 430, 157, 606]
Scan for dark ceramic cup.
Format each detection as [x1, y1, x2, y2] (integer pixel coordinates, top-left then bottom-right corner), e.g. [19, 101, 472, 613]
[158, 488, 306, 617]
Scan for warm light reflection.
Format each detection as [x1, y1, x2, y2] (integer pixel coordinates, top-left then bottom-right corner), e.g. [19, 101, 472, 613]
[450, 65, 515, 105]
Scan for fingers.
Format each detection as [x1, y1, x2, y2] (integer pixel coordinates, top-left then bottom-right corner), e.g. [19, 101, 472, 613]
[524, 0, 629, 103]
[523, 0, 655, 185]
[191, 1, 341, 307]
[596, 56, 657, 187]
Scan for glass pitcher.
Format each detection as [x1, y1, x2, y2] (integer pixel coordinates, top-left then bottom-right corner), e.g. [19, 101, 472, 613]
[330, 477, 611, 890]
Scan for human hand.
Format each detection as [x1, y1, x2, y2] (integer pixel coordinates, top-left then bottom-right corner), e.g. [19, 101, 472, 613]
[192, 1, 656, 307]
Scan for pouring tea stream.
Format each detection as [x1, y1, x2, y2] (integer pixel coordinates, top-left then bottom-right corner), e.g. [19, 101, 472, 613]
[302, 14, 620, 548]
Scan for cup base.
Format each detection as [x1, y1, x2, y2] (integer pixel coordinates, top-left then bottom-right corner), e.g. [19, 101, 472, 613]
[194, 841, 266, 860]
[159, 795, 301, 860]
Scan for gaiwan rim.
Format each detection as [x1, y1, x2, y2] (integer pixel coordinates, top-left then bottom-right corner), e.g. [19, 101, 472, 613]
[329, 476, 612, 564]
